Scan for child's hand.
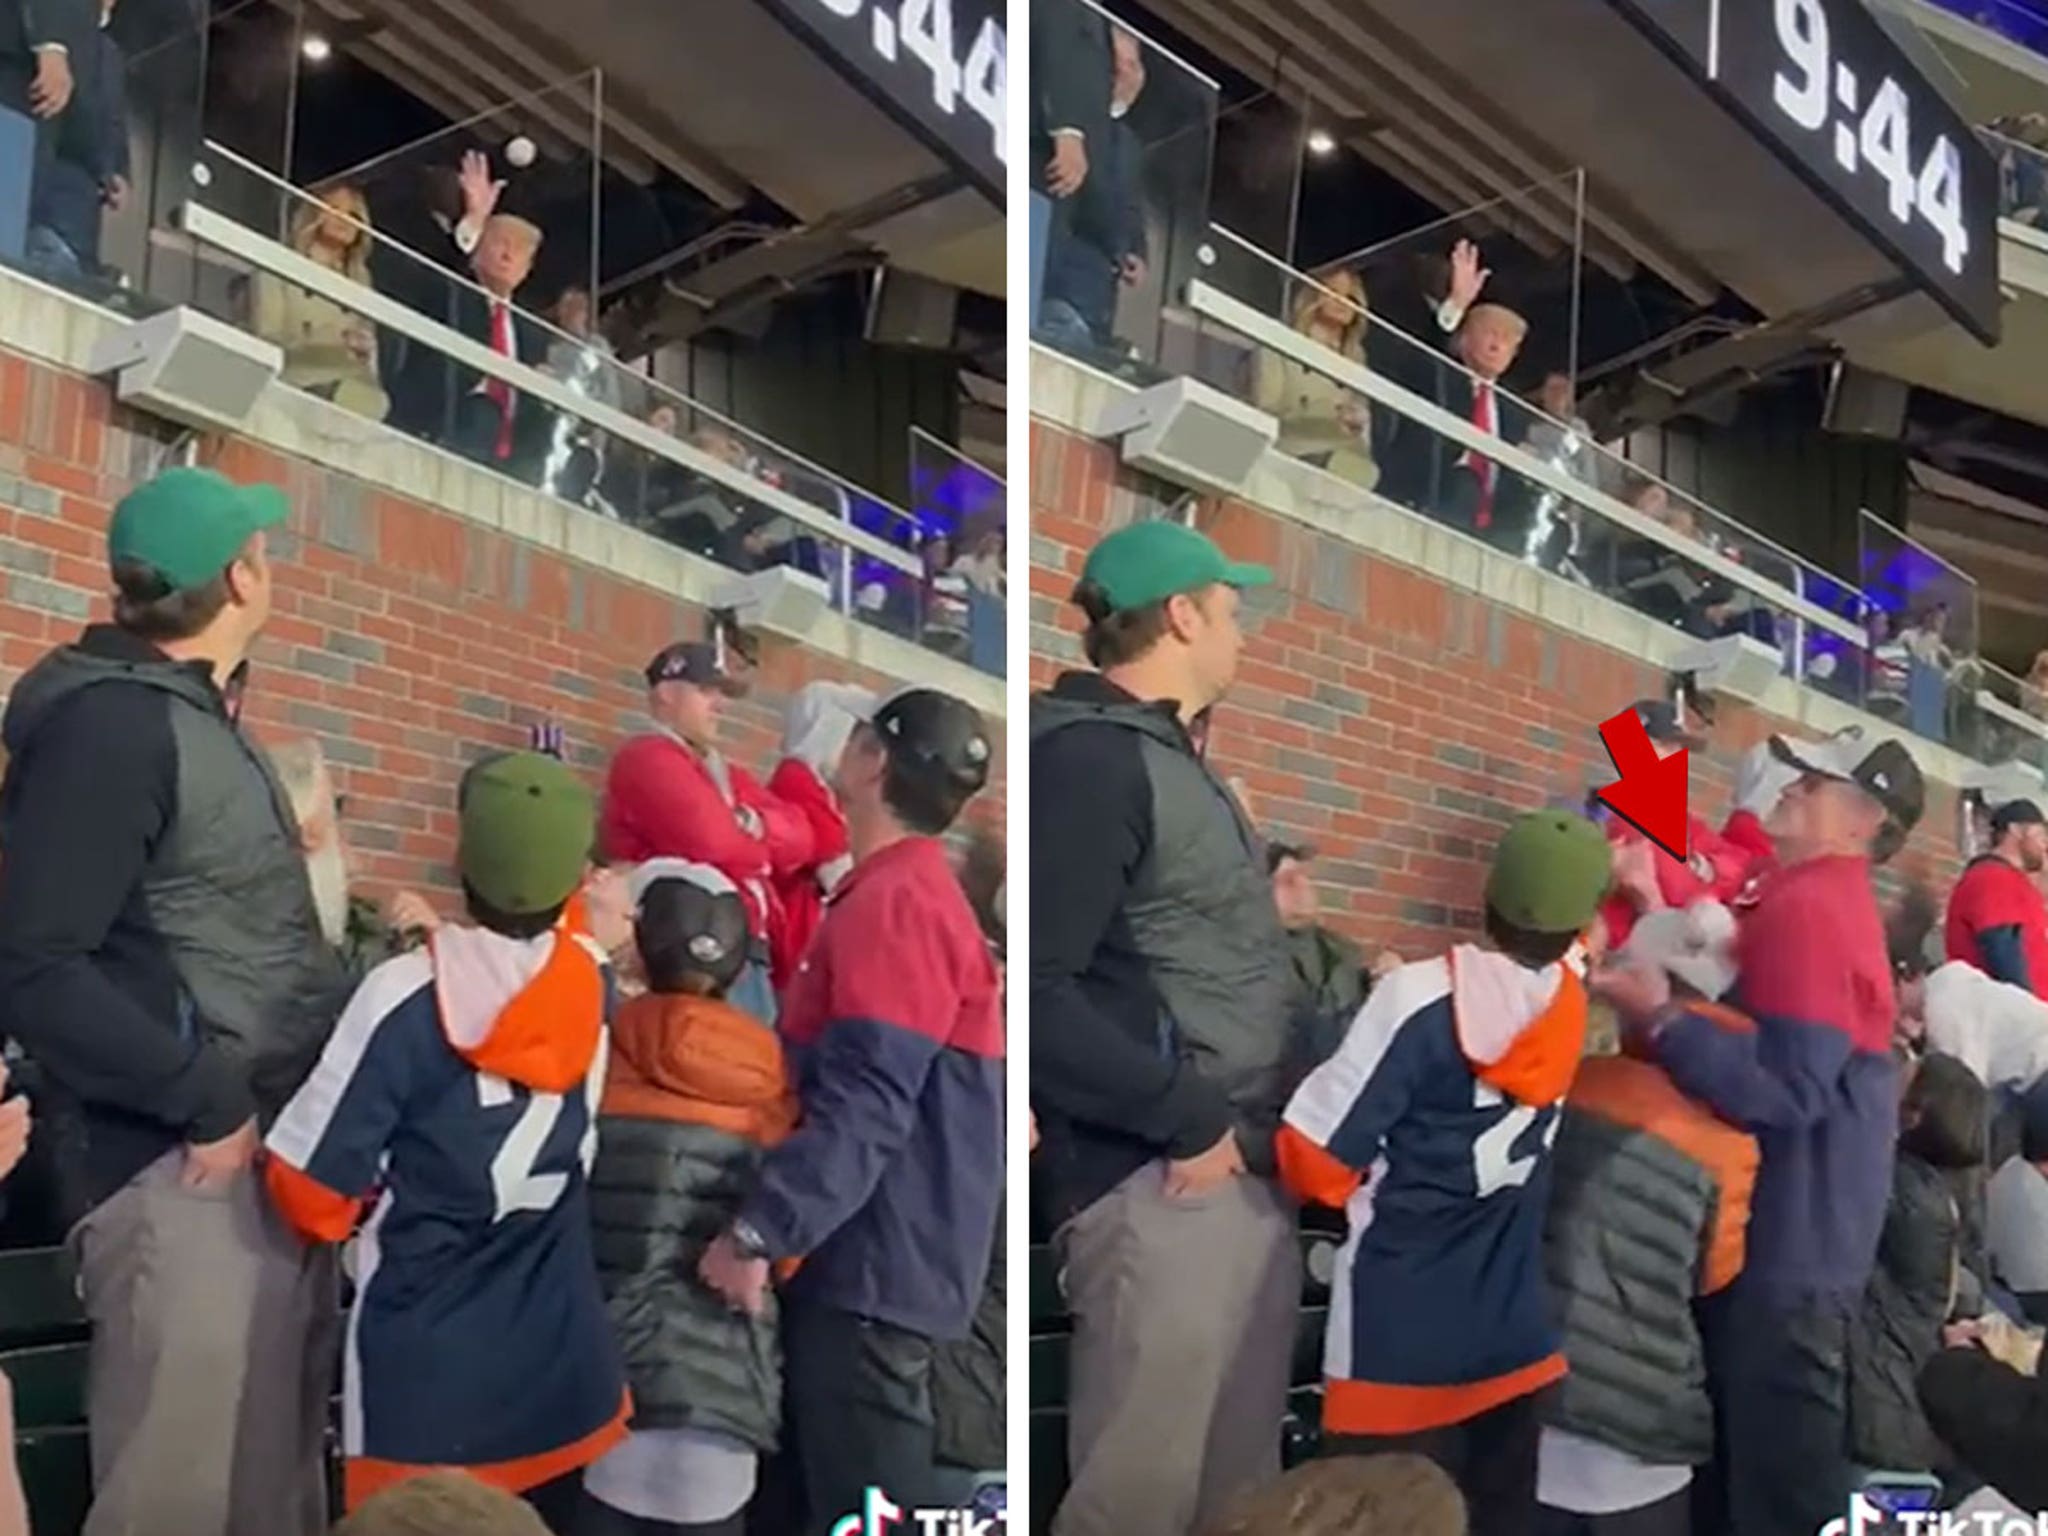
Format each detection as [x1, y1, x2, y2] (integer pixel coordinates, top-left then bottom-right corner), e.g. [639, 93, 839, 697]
[1592, 959, 1671, 1026]
[700, 1231, 771, 1316]
[386, 890, 440, 937]
[583, 868, 635, 954]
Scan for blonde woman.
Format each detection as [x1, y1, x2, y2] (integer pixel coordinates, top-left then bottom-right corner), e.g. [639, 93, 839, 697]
[1253, 264, 1378, 491]
[2025, 649, 2048, 722]
[251, 184, 390, 422]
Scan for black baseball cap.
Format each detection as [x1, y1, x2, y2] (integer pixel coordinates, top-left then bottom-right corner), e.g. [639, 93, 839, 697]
[644, 640, 744, 695]
[1769, 729, 1925, 838]
[1631, 697, 1705, 750]
[1991, 799, 2048, 838]
[628, 859, 751, 996]
[863, 688, 992, 796]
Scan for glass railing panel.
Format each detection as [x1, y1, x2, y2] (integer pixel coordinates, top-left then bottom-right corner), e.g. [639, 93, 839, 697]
[1958, 660, 2048, 778]
[1856, 511, 1980, 751]
[171, 150, 950, 665]
[1188, 223, 1861, 671]
[909, 427, 1006, 675]
[1981, 124, 2048, 227]
[1179, 294, 1832, 674]
[1028, 0, 1219, 377]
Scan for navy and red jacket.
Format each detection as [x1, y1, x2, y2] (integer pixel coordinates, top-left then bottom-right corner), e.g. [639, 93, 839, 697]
[739, 835, 1004, 1340]
[1651, 853, 1898, 1304]
[1945, 855, 2048, 1000]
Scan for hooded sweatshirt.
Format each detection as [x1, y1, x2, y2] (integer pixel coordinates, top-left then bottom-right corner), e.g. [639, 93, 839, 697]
[265, 908, 629, 1507]
[1279, 945, 1588, 1435]
[766, 682, 870, 987]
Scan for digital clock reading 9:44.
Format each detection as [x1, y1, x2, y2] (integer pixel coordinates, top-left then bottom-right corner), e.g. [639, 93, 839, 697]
[1766, 0, 1969, 275]
[811, 0, 1007, 170]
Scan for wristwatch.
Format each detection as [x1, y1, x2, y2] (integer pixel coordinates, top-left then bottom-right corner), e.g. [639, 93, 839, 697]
[729, 1219, 771, 1262]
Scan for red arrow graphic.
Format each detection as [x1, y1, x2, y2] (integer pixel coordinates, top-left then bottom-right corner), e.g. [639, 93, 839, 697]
[1594, 708, 1691, 861]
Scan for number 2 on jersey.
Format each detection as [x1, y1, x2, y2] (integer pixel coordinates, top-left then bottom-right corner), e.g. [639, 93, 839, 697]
[1471, 1081, 1560, 1198]
[476, 1068, 602, 1222]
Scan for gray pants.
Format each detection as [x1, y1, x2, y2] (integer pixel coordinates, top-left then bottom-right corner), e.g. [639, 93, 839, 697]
[70, 1151, 338, 1536]
[1052, 1166, 1301, 1536]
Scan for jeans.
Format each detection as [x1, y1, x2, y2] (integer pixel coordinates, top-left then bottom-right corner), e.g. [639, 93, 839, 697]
[24, 222, 83, 284]
[1696, 1285, 1854, 1536]
[782, 1299, 942, 1536]
[1035, 298, 1099, 355]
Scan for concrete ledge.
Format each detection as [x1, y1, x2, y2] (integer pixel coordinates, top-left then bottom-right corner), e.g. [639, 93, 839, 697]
[1031, 342, 1977, 789]
[0, 265, 1004, 721]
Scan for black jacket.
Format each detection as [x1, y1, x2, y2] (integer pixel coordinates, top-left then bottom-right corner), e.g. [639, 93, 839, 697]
[1029, 673, 1294, 1229]
[0, 627, 346, 1220]
[587, 993, 792, 1452]
[1542, 1055, 1757, 1468]
[1919, 1346, 2048, 1508]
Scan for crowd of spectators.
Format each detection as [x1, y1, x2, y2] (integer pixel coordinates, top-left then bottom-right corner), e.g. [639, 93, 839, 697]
[0, 29, 997, 672]
[0, 464, 1007, 1535]
[1032, 516, 2048, 1536]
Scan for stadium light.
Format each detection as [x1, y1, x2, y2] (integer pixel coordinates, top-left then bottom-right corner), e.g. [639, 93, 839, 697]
[1305, 128, 1337, 157]
[301, 35, 332, 63]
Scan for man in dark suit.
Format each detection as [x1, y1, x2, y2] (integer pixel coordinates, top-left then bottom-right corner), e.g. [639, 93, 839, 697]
[1029, 0, 1111, 328]
[373, 151, 499, 441]
[1379, 301, 1539, 557]
[1039, 25, 1147, 356]
[433, 212, 554, 485]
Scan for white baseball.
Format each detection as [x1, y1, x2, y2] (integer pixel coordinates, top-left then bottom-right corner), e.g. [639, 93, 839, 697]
[506, 136, 536, 169]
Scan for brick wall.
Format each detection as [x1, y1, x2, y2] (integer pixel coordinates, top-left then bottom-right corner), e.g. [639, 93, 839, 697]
[0, 346, 1006, 902]
[1029, 419, 1963, 959]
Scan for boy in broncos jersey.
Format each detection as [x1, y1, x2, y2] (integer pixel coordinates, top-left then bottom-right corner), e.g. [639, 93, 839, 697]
[264, 753, 633, 1524]
[1278, 811, 1613, 1536]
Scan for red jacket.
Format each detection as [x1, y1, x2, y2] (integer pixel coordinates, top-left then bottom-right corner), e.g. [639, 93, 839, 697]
[1719, 809, 1777, 913]
[1600, 813, 1751, 950]
[600, 733, 813, 943]
[765, 757, 851, 989]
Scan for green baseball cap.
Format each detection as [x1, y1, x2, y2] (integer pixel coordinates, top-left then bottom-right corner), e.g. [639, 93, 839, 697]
[458, 752, 597, 917]
[1485, 810, 1614, 936]
[1077, 521, 1272, 614]
[107, 468, 289, 593]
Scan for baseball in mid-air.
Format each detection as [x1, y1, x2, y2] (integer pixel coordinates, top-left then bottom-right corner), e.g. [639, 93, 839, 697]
[506, 136, 537, 169]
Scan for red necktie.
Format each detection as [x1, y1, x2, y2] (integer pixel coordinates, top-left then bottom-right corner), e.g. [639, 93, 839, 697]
[1465, 380, 1498, 529]
[485, 302, 515, 461]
